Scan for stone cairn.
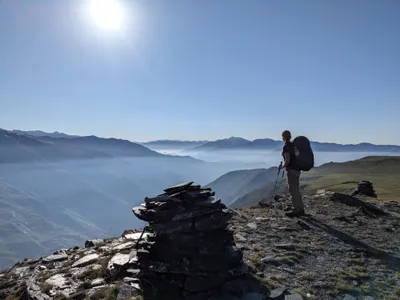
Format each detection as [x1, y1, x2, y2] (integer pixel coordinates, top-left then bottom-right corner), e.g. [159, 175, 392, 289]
[351, 180, 377, 198]
[132, 182, 268, 300]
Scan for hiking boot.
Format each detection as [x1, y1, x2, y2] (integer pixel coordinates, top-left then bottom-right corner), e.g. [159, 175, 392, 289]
[285, 210, 305, 218]
[297, 209, 305, 216]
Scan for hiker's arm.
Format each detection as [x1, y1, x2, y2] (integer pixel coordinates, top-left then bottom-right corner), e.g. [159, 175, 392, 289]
[281, 152, 290, 168]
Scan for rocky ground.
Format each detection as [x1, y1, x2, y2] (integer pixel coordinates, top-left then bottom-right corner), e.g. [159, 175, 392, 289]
[0, 230, 146, 300]
[1, 190, 400, 300]
[232, 191, 400, 300]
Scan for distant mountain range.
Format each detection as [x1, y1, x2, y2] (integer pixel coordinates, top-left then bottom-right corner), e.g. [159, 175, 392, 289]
[3, 130, 400, 165]
[188, 137, 400, 152]
[142, 140, 209, 150]
[10, 131, 400, 153]
[0, 129, 162, 163]
[11, 130, 78, 139]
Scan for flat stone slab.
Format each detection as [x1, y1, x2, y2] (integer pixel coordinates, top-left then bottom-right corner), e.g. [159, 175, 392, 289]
[91, 278, 105, 287]
[113, 241, 135, 251]
[108, 253, 130, 269]
[124, 232, 149, 240]
[71, 264, 102, 278]
[126, 268, 140, 276]
[43, 253, 68, 263]
[45, 274, 67, 289]
[72, 253, 99, 268]
[123, 277, 139, 283]
[164, 181, 194, 194]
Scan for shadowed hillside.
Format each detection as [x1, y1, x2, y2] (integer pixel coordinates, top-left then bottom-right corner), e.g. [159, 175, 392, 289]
[205, 168, 279, 206]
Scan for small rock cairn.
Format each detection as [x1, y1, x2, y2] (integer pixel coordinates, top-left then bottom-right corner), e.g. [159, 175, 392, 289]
[132, 182, 267, 300]
[351, 181, 377, 198]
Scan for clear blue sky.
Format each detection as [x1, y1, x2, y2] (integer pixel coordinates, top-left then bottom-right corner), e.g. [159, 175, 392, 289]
[1, 0, 399, 144]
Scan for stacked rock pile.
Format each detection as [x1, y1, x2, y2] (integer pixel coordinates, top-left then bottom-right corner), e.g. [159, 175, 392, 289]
[132, 182, 267, 300]
[351, 181, 377, 198]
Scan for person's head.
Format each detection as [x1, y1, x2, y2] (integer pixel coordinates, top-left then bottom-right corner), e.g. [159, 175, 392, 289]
[282, 130, 291, 142]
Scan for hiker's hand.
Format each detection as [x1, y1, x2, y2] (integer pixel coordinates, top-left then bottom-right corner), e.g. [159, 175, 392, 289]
[279, 164, 283, 169]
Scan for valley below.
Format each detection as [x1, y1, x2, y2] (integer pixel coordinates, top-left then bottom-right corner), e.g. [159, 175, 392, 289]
[0, 156, 261, 269]
[1, 151, 400, 269]
[1, 130, 400, 275]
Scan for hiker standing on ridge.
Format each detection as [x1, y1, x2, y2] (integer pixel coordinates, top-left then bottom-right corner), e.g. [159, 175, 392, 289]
[280, 130, 305, 217]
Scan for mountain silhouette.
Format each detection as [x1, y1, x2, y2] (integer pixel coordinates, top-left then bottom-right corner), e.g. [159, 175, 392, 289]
[0, 129, 161, 163]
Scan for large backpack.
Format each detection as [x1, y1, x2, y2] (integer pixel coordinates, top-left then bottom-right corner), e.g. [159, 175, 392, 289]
[293, 136, 314, 171]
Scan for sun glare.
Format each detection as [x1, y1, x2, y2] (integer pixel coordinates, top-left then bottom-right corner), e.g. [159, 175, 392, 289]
[88, 0, 125, 31]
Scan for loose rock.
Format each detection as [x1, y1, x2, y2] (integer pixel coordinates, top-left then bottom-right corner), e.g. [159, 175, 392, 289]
[45, 274, 67, 289]
[84, 239, 104, 248]
[247, 222, 257, 229]
[108, 253, 130, 269]
[42, 253, 68, 263]
[269, 287, 287, 299]
[351, 181, 377, 198]
[91, 278, 105, 287]
[72, 253, 99, 268]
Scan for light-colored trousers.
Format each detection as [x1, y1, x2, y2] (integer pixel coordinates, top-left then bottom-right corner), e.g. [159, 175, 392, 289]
[286, 169, 304, 212]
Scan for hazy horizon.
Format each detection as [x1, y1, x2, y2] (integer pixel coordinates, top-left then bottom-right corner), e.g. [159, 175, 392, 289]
[4, 127, 400, 147]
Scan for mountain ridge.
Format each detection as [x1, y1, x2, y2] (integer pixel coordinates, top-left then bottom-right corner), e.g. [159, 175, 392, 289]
[7, 130, 400, 152]
[11, 130, 78, 139]
[189, 137, 400, 152]
[0, 129, 164, 164]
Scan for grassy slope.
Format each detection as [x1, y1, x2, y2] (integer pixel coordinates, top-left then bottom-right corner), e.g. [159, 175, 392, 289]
[302, 156, 400, 202]
[234, 156, 400, 208]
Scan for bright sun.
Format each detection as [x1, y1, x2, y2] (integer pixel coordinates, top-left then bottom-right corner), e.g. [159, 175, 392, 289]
[88, 0, 125, 31]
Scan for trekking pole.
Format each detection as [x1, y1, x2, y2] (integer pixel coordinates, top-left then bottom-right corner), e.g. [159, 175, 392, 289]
[271, 161, 283, 200]
[135, 226, 148, 250]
